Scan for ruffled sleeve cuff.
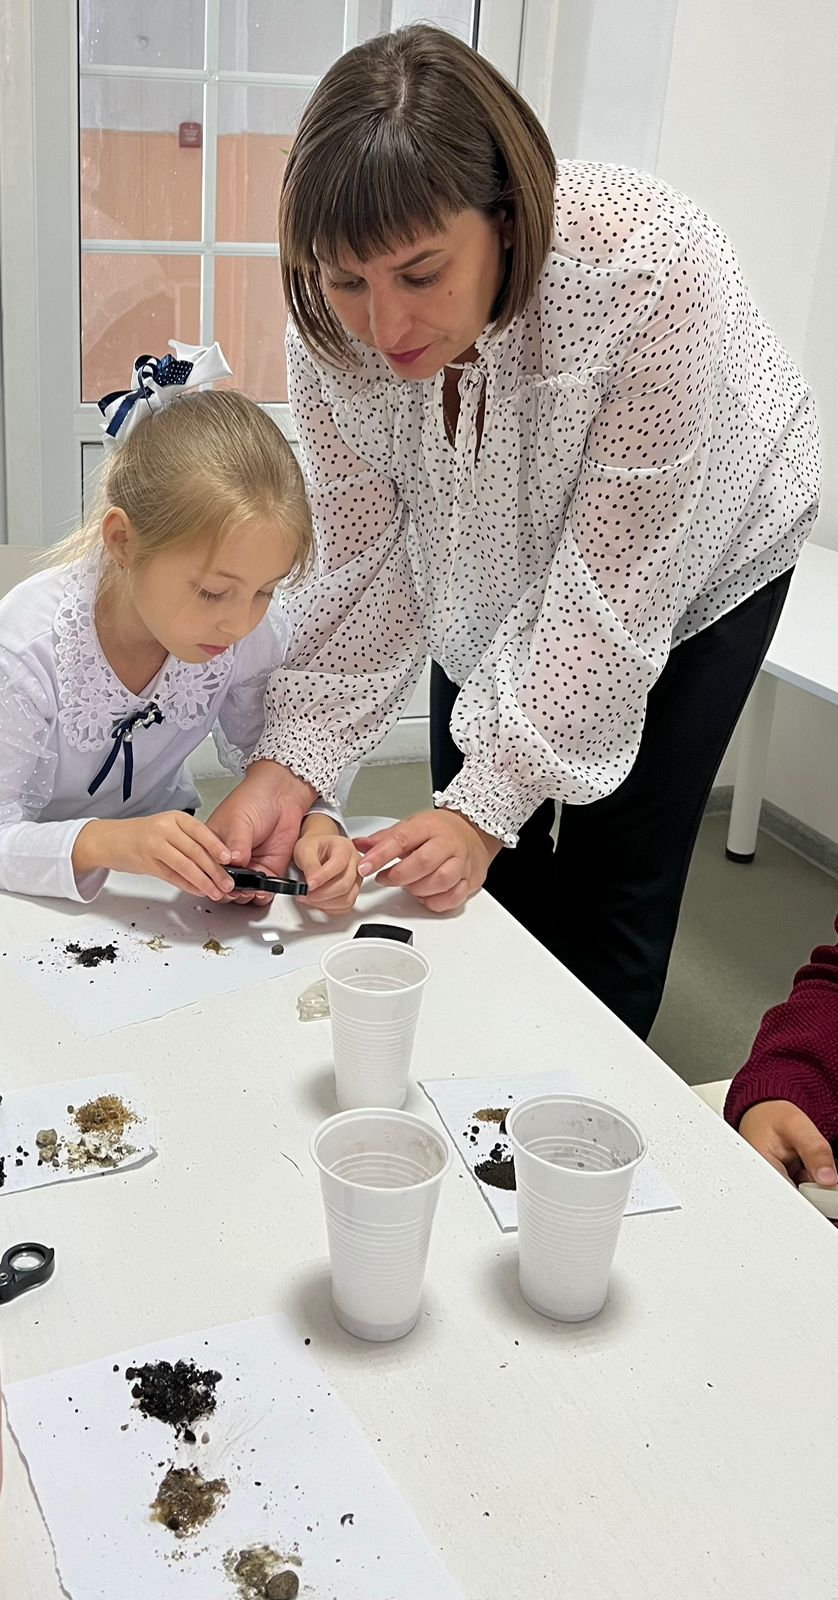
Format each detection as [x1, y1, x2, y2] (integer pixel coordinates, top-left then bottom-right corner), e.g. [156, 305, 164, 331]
[249, 718, 350, 810]
[434, 757, 548, 847]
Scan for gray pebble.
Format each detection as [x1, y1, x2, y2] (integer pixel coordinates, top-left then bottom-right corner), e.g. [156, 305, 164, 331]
[265, 1574, 299, 1599]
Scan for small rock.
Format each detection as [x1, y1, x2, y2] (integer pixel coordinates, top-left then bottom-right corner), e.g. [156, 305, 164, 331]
[265, 1573, 300, 1600]
[271, 942, 285, 956]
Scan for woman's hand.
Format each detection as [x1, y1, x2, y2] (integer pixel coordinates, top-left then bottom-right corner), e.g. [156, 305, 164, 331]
[208, 760, 317, 902]
[294, 817, 361, 916]
[356, 808, 502, 912]
[738, 1099, 838, 1188]
[73, 813, 234, 900]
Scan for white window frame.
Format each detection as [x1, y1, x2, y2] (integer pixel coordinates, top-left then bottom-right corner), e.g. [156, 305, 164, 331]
[0, 0, 526, 545]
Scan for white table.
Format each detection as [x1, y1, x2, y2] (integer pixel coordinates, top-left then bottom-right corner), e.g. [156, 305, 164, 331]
[1, 874, 837, 1598]
[726, 541, 838, 859]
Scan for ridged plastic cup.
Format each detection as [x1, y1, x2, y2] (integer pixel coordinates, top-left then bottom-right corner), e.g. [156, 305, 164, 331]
[310, 1109, 452, 1341]
[507, 1095, 647, 1323]
[321, 940, 431, 1110]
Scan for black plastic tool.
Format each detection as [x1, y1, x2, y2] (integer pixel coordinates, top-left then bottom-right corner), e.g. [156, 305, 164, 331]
[227, 867, 308, 896]
[0, 1241, 55, 1304]
[354, 923, 414, 944]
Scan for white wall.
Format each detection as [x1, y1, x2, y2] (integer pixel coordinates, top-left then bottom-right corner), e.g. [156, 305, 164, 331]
[656, 0, 838, 845]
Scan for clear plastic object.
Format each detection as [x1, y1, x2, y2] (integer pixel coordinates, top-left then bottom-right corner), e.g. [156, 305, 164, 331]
[297, 978, 330, 1021]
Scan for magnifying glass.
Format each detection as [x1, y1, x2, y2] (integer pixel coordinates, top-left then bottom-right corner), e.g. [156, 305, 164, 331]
[226, 868, 307, 897]
[0, 1242, 55, 1303]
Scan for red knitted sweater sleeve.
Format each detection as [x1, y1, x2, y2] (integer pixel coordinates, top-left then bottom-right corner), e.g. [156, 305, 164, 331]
[725, 917, 838, 1138]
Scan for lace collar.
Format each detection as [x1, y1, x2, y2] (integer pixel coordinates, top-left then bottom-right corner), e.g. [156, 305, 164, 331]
[54, 559, 234, 751]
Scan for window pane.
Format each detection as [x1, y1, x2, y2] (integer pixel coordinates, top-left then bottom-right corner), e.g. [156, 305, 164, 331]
[214, 256, 287, 403]
[81, 79, 203, 242]
[217, 84, 311, 244]
[81, 254, 201, 402]
[79, 0, 205, 70]
[365, 2, 475, 43]
[219, 0, 343, 75]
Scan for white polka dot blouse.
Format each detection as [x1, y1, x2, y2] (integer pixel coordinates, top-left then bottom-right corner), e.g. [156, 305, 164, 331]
[255, 162, 820, 845]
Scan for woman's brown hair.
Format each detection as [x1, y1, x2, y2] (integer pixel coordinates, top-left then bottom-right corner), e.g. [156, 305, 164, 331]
[279, 24, 556, 367]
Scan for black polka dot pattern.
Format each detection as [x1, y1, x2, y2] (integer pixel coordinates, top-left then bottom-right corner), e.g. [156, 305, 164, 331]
[255, 162, 820, 844]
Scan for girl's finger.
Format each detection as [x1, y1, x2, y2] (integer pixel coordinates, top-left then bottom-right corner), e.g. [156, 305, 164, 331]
[158, 844, 227, 900]
[170, 833, 235, 895]
[179, 815, 233, 864]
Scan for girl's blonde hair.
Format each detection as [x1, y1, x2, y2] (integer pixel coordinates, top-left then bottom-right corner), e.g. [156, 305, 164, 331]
[52, 388, 312, 585]
[280, 24, 557, 367]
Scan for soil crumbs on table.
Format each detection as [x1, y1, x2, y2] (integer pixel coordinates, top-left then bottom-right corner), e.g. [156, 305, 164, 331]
[125, 1358, 222, 1437]
[64, 1093, 139, 1172]
[151, 1464, 229, 1537]
[202, 937, 232, 956]
[475, 1144, 517, 1190]
[65, 941, 118, 968]
[225, 1544, 302, 1598]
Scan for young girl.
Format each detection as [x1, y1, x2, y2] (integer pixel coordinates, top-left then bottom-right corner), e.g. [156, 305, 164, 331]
[0, 341, 360, 912]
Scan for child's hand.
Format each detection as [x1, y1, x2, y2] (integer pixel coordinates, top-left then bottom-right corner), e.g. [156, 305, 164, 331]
[293, 823, 361, 915]
[73, 814, 234, 900]
[738, 1099, 838, 1188]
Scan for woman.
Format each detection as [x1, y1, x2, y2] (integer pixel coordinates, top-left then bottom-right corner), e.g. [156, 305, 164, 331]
[211, 25, 820, 1037]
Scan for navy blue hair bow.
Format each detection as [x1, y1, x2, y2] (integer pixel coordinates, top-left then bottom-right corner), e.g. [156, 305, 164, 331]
[98, 354, 195, 444]
[88, 702, 164, 804]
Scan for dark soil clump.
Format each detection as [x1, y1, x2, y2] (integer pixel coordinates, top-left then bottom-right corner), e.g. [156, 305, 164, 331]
[151, 1464, 228, 1536]
[475, 1148, 517, 1190]
[65, 941, 118, 968]
[125, 1358, 222, 1436]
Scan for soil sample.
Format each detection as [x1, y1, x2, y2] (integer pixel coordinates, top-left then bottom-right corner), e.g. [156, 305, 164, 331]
[63, 1094, 139, 1172]
[202, 937, 231, 956]
[475, 1143, 517, 1190]
[125, 1358, 222, 1437]
[225, 1545, 302, 1598]
[151, 1464, 228, 1537]
[73, 1094, 136, 1138]
[65, 941, 118, 968]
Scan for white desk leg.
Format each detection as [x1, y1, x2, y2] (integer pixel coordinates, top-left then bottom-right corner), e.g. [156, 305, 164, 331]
[726, 672, 777, 862]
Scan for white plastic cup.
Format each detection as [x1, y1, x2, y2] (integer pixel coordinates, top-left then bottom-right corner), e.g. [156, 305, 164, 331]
[321, 940, 431, 1110]
[507, 1094, 647, 1323]
[310, 1109, 452, 1341]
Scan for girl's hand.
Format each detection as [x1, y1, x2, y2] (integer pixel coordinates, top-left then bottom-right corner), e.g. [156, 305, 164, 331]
[294, 822, 361, 915]
[355, 809, 502, 912]
[208, 760, 317, 904]
[73, 814, 234, 900]
[738, 1099, 838, 1188]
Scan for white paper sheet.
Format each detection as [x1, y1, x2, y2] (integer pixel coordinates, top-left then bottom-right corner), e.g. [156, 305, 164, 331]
[2, 893, 354, 1037]
[420, 1070, 681, 1230]
[5, 1313, 463, 1600]
[0, 1072, 155, 1195]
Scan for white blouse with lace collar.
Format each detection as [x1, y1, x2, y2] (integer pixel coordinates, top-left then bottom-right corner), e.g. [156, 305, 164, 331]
[254, 162, 820, 844]
[0, 558, 341, 901]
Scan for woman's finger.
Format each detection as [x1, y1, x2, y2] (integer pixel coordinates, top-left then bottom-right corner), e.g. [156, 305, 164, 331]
[357, 821, 428, 877]
[414, 878, 470, 913]
[375, 839, 451, 889]
[399, 857, 465, 898]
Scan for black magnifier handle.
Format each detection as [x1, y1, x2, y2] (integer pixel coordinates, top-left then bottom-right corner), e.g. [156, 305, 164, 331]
[227, 867, 308, 896]
[0, 1242, 55, 1304]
